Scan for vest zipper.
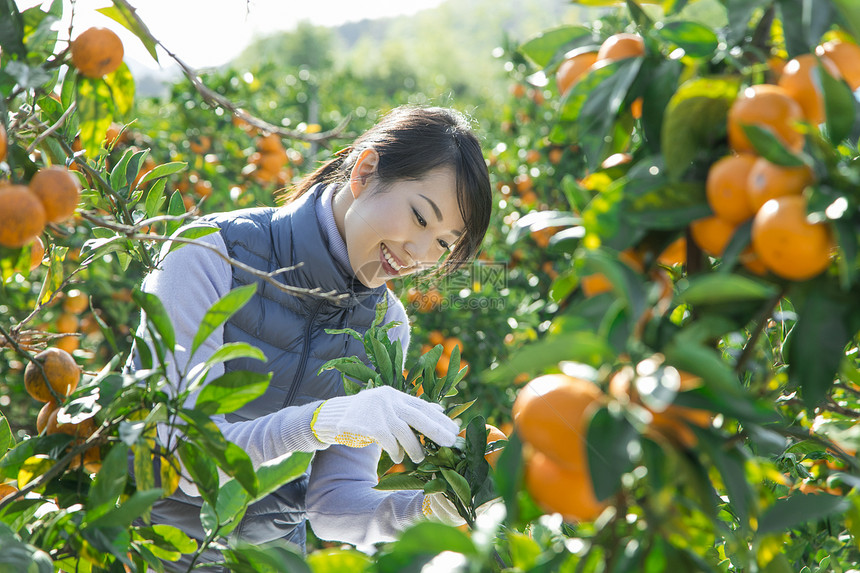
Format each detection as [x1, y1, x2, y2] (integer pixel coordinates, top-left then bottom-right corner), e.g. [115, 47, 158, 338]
[282, 299, 325, 408]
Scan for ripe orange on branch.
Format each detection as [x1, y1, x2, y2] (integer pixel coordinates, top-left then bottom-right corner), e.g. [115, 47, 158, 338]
[596, 33, 645, 62]
[70, 27, 124, 78]
[746, 157, 813, 212]
[777, 54, 841, 125]
[0, 185, 46, 248]
[29, 166, 81, 223]
[751, 195, 834, 281]
[513, 374, 604, 471]
[556, 51, 598, 96]
[689, 215, 736, 258]
[23, 347, 81, 403]
[815, 40, 860, 90]
[706, 154, 757, 224]
[459, 424, 507, 469]
[524, 448, 606, 522]
[727, 84, 805, 153]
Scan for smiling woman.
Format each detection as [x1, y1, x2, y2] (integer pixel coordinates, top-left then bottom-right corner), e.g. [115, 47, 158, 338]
[127, 105, 491, 570]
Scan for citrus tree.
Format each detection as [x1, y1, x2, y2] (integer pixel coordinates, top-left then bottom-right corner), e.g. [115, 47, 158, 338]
[477, 0, 860, 570]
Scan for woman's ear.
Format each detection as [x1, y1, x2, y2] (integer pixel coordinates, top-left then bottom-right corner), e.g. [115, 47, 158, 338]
[349, 148, 379, 198]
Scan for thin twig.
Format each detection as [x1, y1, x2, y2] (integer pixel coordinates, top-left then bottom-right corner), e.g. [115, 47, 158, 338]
[111, 0, 351, 144]
[735, 289, 786, 375]
[27, 101, 76, 153]
[76, 210, 348, 302]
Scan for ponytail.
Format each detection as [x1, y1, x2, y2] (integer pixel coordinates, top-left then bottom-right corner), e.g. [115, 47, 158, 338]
[277, 146, 353, 205]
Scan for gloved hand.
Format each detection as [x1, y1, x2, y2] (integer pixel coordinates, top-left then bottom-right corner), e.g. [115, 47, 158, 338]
[310, 386, 458, 463]
[422, 492, 467, 527]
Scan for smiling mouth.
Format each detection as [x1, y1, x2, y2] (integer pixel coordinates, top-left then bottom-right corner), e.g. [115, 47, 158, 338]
[381, 243, 406, 274]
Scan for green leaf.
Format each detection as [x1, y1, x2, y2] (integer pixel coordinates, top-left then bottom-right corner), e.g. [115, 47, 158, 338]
[820, 62, 856, 144]
[376, 521, 477, 573]
[306, 548, 372, 573]
[103, 63, 135, 118]
[86, 488, 163, 528]
[519, 25, 595, 68]
[586, 405, 637, 501]
[441, 468, 471, 506]
[223, 543, 311, 573]
[132, 289, 176, 351]
[676, 273, 778, 305]
[144, 179, 167, 218]
[132, 439, 155, 494]
[254, 451, 312, 501]
[202, 342, 267, 371]
[0, 413, 14, 453]
[657, 21, 719, 58]
[789, 289, 851, 409]
[134, 524, 198, 560]
[178, 441, 219, 508]
[741, 124, 806, 167]
[374, 472, 427, 491]
[167, 224, 219, 254]
[139, 161, 187, 185]
[318, 356, 379, 386]
[166, 191, 186, 236]
[832, 0, 860, 39]
[758, 493, 851, 534]
[191, 283, 257, 356]
[195, 370, 271, 416]
[109, 147, 136, 191]
[88, 444, 130, 520]
[369, 335, 393, 385]
[661, 77, 739, 179]
[76, 76, 115, 157]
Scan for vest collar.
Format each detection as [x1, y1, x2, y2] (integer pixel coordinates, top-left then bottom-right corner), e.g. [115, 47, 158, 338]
[271, 185, 383, 308]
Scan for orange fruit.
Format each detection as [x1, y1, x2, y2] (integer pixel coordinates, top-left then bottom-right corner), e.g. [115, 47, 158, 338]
[816, 40, 860, 90]
[548, 147, 563, 164]
[63, 290, 89, 314]
[459, 424, 507, 469]
[428, 330, 445, 346]
[657, 237, 686, 266]
[193, 179, 213, 198]
[728, 84, 805, 153]
[512, 374, 604, 470]
[689, 216, 737, 257]
[596, 33, 645, 62]
[435, 353, 450, 376]
[746, 157, 813, 212]
[556, 51, 599, 96]
[0, 483, 18, 503]
[706, 154, 757, 224]
[23, 347, 80, 403]
[45, 409, 95, 438]
[258, 134, 284, 153]
[69, 445, 102, 473]
[189, 135, 211, 155]
[524, 448, 606, 522]
[0, 185, 46, 248]
[55, 336, 80, 354]
[104, 123, 122, 147]
[442, 337, 462, 356]
[581, 272, 613, 297]
[70, 27, 124, 78]
[56, 313, 79, 334]
[29, 236, 45, 272]
[29, 166, 81, 223]
[778, 54, 841, 125]
[0, 123, 6, 161]
[36, 400, 59, 433]
[631, 97, 643, 119]
[751, 195, 834, 281]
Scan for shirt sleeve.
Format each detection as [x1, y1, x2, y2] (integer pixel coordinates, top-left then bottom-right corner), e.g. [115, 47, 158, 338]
[305, 442, 424, 545]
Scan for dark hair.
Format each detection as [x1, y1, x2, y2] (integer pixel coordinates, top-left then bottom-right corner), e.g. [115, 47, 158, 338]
[286, 106, 492, 274]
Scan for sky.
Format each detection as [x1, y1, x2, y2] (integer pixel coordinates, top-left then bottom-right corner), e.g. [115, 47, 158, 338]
[24, 0, 445, 70]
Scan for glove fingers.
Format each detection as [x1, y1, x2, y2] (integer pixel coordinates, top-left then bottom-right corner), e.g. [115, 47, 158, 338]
[377, 433, 405, 464]
[399, 402, 459, 447]
[389, 419, 426, 463]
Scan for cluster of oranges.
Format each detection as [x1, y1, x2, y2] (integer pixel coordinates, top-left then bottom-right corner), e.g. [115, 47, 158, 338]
[406, 286, 444, 313]
[691, 42, 860, 281]
[25, 347, 100, 473]
[421, 331, 468, 377]
[0, 166, 80, 256]
[247, 133, 293, 186]
[556, 32, 645, 106]
[513, 366, 710, 522]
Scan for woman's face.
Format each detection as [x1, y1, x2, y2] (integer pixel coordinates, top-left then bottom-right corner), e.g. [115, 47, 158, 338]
[343, 166, 465, 288]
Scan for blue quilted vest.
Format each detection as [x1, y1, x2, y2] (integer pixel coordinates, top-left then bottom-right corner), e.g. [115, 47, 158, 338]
[147, 186, 386, 571]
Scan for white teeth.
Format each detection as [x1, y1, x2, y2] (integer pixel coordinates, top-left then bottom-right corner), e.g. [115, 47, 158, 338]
[382, 244, 402, 271]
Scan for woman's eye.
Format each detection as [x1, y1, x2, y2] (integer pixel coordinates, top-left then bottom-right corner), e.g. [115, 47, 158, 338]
[413, 208, 426, 227]
[438, 239, 450, 250]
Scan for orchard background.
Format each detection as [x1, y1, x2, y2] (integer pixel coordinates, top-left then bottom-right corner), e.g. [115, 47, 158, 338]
[2, 0, 860, 571]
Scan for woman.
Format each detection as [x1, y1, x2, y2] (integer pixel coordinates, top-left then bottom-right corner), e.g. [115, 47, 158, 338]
[131, 105, 492, 570]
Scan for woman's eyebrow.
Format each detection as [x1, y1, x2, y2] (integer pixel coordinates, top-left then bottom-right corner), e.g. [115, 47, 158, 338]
[418, 194, 443, 221]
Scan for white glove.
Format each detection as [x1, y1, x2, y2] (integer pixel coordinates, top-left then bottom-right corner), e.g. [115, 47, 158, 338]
[310, 386, 458, 463]
[422, 492, 467, 527]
